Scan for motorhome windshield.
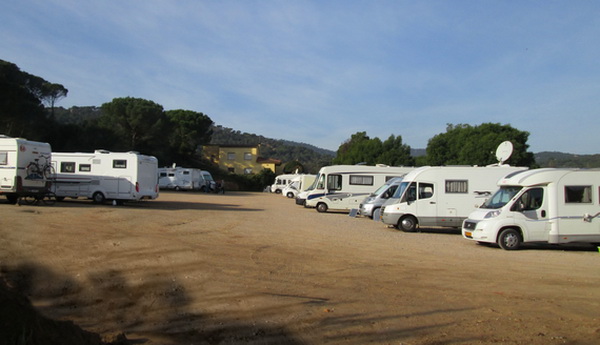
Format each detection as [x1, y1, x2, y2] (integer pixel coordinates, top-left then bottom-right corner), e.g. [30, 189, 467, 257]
[392, 181, 410, 199]
[481, 186, 522, 209]
[371, 182, 391, 197]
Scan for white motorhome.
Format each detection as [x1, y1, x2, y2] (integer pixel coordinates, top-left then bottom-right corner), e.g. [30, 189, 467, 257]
[381, 165, 527, 231]
[0, 135, 52, 203]
[270, 173, 299, 193]
[51, 150, 159, 204]
[158, 166, 203, 191]
[200, 170, 216, 191]
[359, 176, 404, 218]
[304, 165, 414, 213]
[281, 174, 316, 198]
[462, 168, 600, 250]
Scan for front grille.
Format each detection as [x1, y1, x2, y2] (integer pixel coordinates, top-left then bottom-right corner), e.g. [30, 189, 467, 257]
[463, 221, 477, 230]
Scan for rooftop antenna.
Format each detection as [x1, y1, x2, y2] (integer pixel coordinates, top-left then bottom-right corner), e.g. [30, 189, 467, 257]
[495, 141, 513, 165]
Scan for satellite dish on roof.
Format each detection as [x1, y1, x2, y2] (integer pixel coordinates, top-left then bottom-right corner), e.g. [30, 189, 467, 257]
[495, 141, 513, 165]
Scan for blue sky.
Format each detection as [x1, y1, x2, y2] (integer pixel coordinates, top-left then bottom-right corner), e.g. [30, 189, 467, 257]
[2, 1, 599, 154]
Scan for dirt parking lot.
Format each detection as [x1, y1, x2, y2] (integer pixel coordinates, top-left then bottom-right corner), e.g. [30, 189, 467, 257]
[1, 191, 599, 344]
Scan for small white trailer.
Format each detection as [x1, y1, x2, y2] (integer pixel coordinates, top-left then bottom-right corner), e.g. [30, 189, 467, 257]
[158, 166, 203, 191]
[0, 135, 52, 203]
[304, 164, 414, 213]
[380, 165, 527, 231]
[463, 168, 600, 250]
[281, 174, 316, 198]
[51, 150, 159, 204]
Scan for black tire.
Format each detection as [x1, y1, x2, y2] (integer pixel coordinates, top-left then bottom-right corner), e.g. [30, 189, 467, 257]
[22, 195, 38, 205]
[42, 192, 56, 206]
[92, 192, 106, 204]
[399, 215, 418, 232]
[497, 228, 522, 250]
[286, 192, 295, 198]
[316, 203, 328, 213]
[6, 195, 18, 204]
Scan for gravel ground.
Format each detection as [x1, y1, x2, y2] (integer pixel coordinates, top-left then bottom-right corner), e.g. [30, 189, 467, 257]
[1, 191, 599, 344]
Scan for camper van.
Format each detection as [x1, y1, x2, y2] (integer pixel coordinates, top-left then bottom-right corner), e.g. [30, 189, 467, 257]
[281, 174, 316, 198]
[304, 165, 414, 213]
[462, 168, 600, 250]
[270, 173, 299, 193]
[359, 176, 404, 218]
[51, 150, 159, 204]
[158, 166, 203, 191]
[381, 165, 527, 231]
[0, 135, 52, 203]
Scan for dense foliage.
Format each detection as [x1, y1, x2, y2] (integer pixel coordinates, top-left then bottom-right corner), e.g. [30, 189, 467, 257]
[333, 132, 415, 166]
[425, 123, 536, 167]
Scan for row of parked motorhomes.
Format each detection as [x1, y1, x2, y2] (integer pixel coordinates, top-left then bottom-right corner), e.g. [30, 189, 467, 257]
[0, 135, 215, 205]
[272, 142, 600, 250]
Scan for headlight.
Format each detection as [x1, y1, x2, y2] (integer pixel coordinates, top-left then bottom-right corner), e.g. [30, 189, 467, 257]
[484, 210, 501, 219]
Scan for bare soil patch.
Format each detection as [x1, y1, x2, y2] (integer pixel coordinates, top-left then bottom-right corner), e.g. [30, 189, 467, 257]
[1, 191, 599, 344]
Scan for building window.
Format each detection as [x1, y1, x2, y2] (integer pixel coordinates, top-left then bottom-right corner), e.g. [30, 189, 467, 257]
[244, 152, 252, 160]
[244, 168, 253, 174]
[60, 162, 76, 173]
[227, 152, 236, 160]
[113, 160, 127, 169]
[349, 175, 373, 186]
[79, 164, 91, 172]
[227, 167, 235, 173]
[445, 180, 468, 193]
[565, 186, 592, 203]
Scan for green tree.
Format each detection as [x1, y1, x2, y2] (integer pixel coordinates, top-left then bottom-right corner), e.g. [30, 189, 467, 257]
[0, 60, 52, 138]
[165, 109, 213, 163]
[99, 97, 168, 154]
[425, 123, 535, 167]
[333, 132, 414, 166]
[283, 160, 304, 173]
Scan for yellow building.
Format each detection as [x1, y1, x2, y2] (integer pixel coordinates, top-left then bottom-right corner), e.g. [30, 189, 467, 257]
[202, 145, 281, 174]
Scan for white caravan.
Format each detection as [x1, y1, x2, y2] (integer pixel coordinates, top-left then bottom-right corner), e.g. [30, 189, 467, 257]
[0, 135, 52, 203]
[158, 166, 203, 191]
[304, 165, 414, 213]
[281, 174, 316, 198]
[381, 165, 527, 231]
[462, 168, 600, 250]
[51, 150, 159, 204]
[359, 176, 404, 218]
[270, 173, 299, 193]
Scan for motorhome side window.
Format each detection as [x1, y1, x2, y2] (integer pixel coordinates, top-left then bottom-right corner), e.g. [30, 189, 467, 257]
[445, 180, 468, 193]
[419, 183, 434, 199]
[349, 175, 373, 186]
[60, 162, 76, 173]
[79, 164, 91, 172]
[183, 171, 190, 175]
[113, 160, 127, 169]
[565, 186, 592, 203]
[513, 188, 543, 211]
[159, 172, 167, 177]
[0, 152, 7, 165]
[327, 174, 342, 191]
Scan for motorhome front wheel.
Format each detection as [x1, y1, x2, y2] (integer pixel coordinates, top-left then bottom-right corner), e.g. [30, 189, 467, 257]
[316, 203, 328, 213]
[399, 215, 417, 232]
[497, 228, 522, 250]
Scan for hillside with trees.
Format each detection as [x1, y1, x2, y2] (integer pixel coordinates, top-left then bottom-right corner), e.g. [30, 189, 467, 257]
[4, 58, 600, 185]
